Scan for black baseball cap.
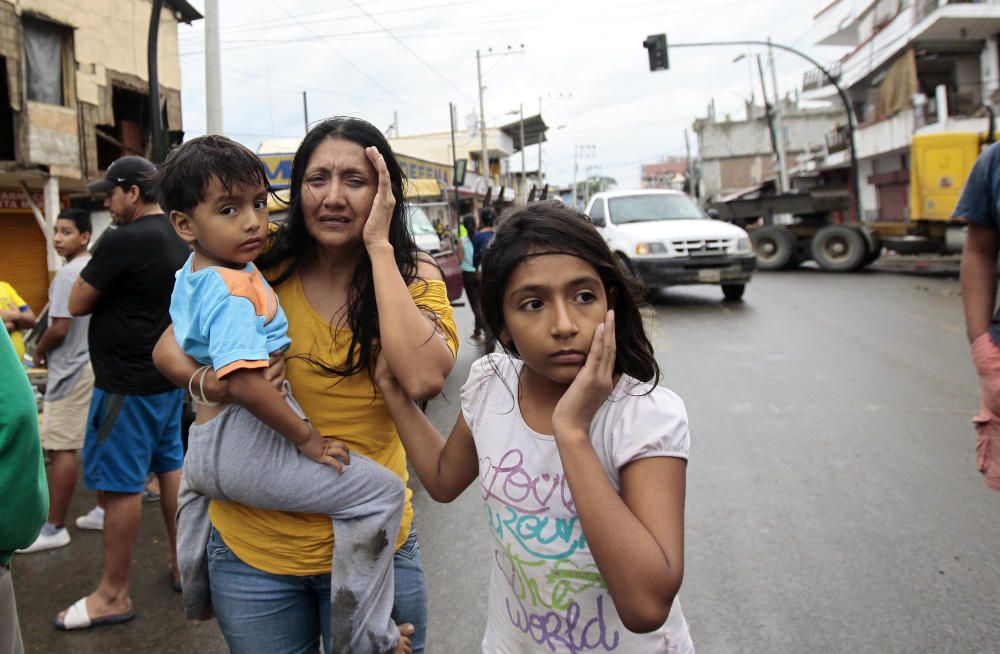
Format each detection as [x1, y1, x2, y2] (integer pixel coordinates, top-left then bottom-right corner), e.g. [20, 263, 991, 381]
[88, 156, 157, 194]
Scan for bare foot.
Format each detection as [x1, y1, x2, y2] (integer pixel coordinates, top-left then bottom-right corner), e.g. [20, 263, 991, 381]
[395, 623, 415, 654]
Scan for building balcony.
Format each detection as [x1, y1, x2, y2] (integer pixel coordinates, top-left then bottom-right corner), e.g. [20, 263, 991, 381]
[805, 0, 1000, 101]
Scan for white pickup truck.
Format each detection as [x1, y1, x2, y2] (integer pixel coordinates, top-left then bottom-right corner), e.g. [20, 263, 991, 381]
[585, 189, 756, 301]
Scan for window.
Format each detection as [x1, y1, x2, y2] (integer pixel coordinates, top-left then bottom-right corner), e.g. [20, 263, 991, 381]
[23, 16, 71, 106]
[608, 194, 706, 224]
[589, 199, 606, 220]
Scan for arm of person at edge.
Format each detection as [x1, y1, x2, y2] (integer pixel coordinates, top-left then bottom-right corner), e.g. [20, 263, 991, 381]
[152, 324, 288, 404]
[550, 310, 686, 634]
[32, 317, 71, 368]
[363, 146, 456, 401]
[68, 276, 101, 317]
[961, 222, 999, 343]
[375, 354, 479, 503]
[1, 304, 35, 331]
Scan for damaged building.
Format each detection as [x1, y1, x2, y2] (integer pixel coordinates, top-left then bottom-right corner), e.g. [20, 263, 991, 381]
[0, 0, 200, 315]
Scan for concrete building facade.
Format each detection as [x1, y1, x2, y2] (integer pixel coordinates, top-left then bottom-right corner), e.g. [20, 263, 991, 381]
[805, 0, 1000, 222]
[0, 0, 199, 315]
[692, 100, 843, 201]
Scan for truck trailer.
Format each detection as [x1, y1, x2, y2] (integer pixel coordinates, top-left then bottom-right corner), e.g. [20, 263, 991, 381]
[710, 116, 997, 272]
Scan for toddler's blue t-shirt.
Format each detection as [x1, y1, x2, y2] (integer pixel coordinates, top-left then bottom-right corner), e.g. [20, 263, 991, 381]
[170, 253, 291, 378]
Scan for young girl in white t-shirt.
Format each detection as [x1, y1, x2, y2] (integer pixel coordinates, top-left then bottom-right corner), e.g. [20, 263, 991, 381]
[376, 201, 694, 653]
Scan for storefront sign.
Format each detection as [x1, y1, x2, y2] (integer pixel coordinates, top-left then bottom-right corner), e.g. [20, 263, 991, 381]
[0, 189, 68, 213]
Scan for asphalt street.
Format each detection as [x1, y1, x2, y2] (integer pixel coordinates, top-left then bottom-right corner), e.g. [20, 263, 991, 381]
[13, 266, 1000, 653]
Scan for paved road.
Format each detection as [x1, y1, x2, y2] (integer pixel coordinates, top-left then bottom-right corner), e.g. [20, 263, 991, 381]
[14, 268, 1000, 653]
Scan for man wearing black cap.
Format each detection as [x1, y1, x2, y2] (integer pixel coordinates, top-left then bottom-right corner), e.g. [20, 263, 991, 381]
[57, 156, 188, 630]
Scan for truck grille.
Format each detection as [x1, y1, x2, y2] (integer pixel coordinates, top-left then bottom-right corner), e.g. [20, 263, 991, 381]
[671, 238, 731, 256]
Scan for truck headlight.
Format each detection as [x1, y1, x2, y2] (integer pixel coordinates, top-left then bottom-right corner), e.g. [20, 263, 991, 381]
[736, 237, 751, 252]
[635, 242, 666, 255]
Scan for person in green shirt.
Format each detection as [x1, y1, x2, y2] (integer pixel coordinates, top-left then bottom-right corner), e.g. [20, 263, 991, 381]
[0, 328, 48, 653]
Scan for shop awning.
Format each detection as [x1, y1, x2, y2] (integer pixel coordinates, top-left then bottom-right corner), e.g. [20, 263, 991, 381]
[267, 188, 291, 213]
[404, 178, 443, 199]
[499, 114, 549, 153]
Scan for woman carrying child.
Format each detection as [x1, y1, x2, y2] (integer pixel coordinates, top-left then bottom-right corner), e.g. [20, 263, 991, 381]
[377, 201, 695, 652]
[155, 117, 457, 653]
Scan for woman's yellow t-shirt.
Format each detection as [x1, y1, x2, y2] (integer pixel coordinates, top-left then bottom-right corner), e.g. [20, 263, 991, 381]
[208, 271, 458, 575]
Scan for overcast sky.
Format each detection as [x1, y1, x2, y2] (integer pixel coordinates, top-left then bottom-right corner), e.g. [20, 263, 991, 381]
[177, 0, 850, 189]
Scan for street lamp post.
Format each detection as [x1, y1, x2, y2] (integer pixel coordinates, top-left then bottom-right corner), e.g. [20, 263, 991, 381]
[507, 105, 526, 201]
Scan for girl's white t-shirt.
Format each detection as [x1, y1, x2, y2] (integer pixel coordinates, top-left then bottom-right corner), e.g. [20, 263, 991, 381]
[461, 353, 695, 654]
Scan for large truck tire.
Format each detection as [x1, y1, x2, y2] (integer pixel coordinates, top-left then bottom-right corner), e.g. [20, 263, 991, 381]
[811, 225, 867, 272]
[861, 229, 883, 267]
[750, 226, 796, 271]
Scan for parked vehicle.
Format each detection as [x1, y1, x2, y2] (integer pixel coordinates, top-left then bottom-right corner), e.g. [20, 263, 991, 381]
[407, 205, 464, 303]
[585, 189, 756, 301]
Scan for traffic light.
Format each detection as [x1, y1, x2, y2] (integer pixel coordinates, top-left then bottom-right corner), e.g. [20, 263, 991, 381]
[643, 33, 668, 72]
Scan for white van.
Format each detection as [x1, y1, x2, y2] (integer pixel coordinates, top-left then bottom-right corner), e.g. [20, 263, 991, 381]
[585, 189, 756, 301]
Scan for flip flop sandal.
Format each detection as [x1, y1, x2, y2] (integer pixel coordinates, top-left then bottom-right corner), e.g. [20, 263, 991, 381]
[54, 597, 136, 631]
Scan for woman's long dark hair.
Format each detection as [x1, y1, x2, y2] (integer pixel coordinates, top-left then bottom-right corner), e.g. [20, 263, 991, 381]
[256, 117, 420, 380]
[479, 200, 660, 385]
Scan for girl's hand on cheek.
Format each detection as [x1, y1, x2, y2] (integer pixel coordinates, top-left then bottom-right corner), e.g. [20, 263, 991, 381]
[362, 146, 395, 250]
[552, 310, 616, 441]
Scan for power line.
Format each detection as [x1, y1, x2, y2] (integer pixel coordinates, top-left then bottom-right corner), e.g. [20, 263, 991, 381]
[268, 0, 437, 122]
[346, 0, 476, 102]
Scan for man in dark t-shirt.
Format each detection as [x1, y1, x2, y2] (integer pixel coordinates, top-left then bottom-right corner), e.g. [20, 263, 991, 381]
[56, 156, 189, 630]
[954, 141, 1000, 492]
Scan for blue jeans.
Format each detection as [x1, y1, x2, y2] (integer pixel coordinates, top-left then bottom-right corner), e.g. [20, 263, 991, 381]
[207, 527, 427, 654]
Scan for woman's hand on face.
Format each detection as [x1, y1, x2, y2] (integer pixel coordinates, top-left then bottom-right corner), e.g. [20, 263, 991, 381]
[362, 146, 396, 250]
[552, 310, 616, 441]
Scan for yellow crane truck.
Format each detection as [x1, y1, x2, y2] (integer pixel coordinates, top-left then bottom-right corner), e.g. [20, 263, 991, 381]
[710, 116, 996, 271]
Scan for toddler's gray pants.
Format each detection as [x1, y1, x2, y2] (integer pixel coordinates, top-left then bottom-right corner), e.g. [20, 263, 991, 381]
[176, 389, 405, 654]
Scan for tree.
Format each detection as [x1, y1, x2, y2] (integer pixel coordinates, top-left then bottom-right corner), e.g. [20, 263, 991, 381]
[575, 175, 617, 201]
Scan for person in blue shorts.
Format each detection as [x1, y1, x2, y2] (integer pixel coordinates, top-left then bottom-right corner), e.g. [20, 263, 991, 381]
[57, 156, 189, 631]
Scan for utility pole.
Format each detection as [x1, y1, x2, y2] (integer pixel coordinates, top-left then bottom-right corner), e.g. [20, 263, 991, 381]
[475, 46, 525, 204]
[767, 37, 789, 193]
[476, 50, 490, 197]
[394, 110, 399, 137]
[205, 0, 223, 135]
[518, 103, 525, 202]
[449, 102, 461, 229]
[684, 129, 692, 195]
[757, 55, 780, 170]
[572, 144, 595, 209]
[302, 91, 309, 136]
[538, 96, 543, 186]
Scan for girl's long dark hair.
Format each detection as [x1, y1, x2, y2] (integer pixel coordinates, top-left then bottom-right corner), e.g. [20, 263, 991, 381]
[479, 201, 660, 385]
[256, 117, 420, 380]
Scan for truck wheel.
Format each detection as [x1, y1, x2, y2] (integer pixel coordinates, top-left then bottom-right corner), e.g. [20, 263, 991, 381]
[863, 232, 883, 266]
[750, 226, 795, 271]
[811, 225, 867, 272]
[722, 283, 745, 302]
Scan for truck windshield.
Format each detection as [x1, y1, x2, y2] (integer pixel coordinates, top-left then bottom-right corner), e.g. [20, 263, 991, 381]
[608, 194, 706, 223]
[407, 206, 438, 235]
